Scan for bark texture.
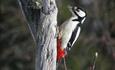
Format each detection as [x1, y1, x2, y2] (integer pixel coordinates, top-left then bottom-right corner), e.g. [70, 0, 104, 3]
[18, 0, 58, 70]
[36, 0, 58, 70]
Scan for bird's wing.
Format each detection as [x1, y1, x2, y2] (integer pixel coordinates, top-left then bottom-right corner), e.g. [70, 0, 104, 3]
[67, 24, 81, 48]
[18, 0, 41, 41]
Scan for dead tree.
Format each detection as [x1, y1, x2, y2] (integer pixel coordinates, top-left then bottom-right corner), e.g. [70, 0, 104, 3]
[18, 0, 58, 70]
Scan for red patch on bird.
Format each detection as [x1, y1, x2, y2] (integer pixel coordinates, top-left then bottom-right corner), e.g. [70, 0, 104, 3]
[57, 38, 65, 62]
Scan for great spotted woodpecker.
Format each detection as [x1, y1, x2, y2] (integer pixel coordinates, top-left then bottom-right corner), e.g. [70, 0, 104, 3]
[57, 6, 86, 62]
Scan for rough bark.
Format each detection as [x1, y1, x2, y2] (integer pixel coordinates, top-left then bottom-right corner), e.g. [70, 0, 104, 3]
[36, 0, 58, 70]
[18, 0, 58, 70]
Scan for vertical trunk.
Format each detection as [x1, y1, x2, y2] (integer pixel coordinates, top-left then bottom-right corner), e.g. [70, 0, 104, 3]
[36, 0, 58, 70]
[18, 0, 58, 70]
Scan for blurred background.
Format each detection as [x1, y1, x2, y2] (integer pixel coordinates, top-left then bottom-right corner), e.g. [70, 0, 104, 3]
[0, 0, 115, 70]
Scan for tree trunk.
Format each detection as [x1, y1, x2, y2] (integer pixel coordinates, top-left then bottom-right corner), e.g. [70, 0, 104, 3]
[36, 0, 58, 70]
[18, 0, 58, 70]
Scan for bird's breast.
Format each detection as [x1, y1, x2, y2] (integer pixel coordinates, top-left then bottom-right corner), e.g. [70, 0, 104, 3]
[61, 20, 79, 49]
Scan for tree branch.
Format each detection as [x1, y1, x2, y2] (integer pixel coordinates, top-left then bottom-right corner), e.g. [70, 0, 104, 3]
[18, 0, 41, 42]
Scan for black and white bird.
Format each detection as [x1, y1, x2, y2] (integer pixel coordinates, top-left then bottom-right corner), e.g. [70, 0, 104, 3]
[57, 6, 86, 61]
[62, 6, 86, 50]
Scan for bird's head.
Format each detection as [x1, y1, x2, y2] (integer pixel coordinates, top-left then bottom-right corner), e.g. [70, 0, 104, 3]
[68, 6, 86, 23]
[72, 6, 86, 18]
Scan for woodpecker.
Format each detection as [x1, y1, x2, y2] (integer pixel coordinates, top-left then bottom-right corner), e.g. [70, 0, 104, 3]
[57, 6, 86, 61]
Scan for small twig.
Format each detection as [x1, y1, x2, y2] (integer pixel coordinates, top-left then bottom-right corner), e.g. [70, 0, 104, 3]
[63, 57, 67, 70]
[92, 52, 98, 70]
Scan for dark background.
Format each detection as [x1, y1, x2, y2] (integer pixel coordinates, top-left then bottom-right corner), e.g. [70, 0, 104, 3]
[0, 0, 115, 70]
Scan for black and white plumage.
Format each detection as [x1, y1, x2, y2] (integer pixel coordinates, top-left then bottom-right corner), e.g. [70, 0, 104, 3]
[60, 6, 86, 50]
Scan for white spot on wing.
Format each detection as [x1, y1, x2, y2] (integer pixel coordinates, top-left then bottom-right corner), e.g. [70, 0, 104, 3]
[72, 27, 81, 46]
